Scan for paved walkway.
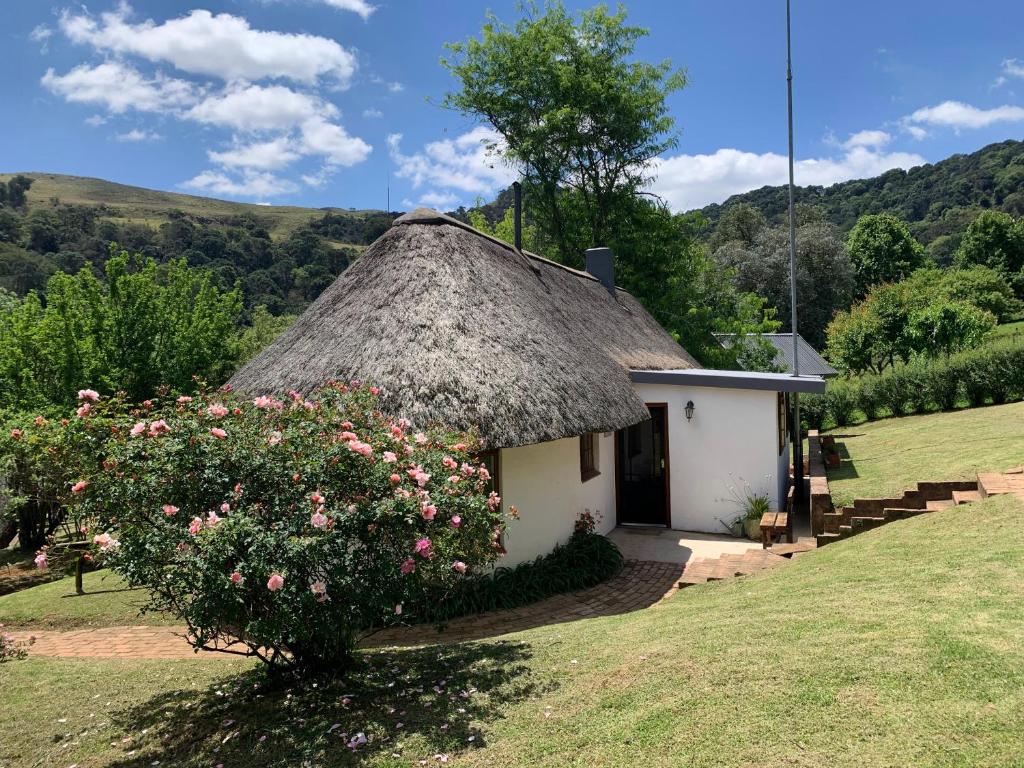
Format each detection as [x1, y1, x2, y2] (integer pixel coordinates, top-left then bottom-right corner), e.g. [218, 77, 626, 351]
[8, 560, 686, 660]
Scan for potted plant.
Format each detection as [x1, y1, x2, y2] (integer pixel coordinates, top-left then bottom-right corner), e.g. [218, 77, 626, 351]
[742, 494, 772, 540]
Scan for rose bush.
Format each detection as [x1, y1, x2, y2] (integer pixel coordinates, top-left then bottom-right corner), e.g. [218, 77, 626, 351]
[68, 382, 505, 671]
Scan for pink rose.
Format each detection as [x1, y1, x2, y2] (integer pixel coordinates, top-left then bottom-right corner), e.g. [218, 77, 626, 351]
[394, 603, 402, 615]
[448, 475, 461, 484]
[9, 429, 22, 440]
[162, 504, 179, 517]
[268, 431, 282, 446]
[414, 432, 428, 445]
[461, 463, 476, 477]
[230, 571, 244, 585]
[76, 403, 91, 419]
[310, 581, 328, 602]
[369, 386, 380, 395]
[414, 537, 433, 558]
[71, 480, 88, 494]
[267, 573, 285, 591]
[487, 491, 502, 511]
[400, 558, 416, 575]
[452, 560, 467, 574]
[33, 415, 46, 426]
[310, 511, 328, 528]
[34, 551, 48, 570]
[207, 404, 228, 418]
[130, 421, 146, 437]
[77, 389, 100, 402]
[310, 491, 326, 505]
[219, 502, 231, 514]
[148, 419, 170, 437]
[450, 515, 461, 528]
[442, 457, 458, 470]
[347, 440, 373, 457]
[478, 466, 491, 482]
[382, 451, 398, 463]
[188, 517, 203, 535]
[206, 511, 221, 527]
[421, 503, 437, 521]
[177, 395, 193, 404]
[209, 427, 227, 440]
[389, 473, 401, 484]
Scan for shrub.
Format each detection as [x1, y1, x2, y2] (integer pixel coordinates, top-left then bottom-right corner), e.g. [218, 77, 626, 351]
[412, 528, 623, 624]
[855, 377, 884, 420]
[825, 384, 858, 427]
[800, 393, 827, 431]
[64, 383, 505, 672]
[921, 361, 959, 411]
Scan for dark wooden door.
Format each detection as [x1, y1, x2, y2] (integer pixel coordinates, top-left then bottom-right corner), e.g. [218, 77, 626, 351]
[616, 404, 670, 526]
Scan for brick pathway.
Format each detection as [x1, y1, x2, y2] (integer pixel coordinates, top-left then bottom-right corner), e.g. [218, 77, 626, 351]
[8, 560, 686, 659]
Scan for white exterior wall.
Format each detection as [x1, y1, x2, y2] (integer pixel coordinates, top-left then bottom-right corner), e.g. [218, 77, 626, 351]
[632, 382, 787, 533]
[498, 433, 617, 566]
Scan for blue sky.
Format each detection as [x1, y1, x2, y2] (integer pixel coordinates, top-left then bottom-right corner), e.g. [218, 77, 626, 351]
[3, 0, 1023, 212]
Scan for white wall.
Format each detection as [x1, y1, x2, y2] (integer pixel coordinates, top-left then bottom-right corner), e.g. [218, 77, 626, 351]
[632, 382, 785, 534]
[498, 433, 616, 566]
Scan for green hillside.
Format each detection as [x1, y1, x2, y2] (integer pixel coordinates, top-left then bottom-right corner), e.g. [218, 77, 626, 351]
[698, 140, 1024, 262]
[0, 172, 384, 241]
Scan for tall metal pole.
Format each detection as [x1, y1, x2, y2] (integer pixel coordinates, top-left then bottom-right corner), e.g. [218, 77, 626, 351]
[786, 0, 804, 503]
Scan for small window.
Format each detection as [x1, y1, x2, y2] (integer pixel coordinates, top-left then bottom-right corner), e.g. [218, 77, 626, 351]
[580, 433, 600, 482]
[777, 393, 788, 455]
[477, 449, 500, 495]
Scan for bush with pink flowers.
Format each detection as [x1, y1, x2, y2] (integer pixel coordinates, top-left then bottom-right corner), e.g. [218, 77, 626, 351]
[69, 382, 505, 671]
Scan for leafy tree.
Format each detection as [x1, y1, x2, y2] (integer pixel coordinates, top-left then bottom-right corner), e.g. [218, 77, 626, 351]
[953, 210, 1024, 296]
[907, 301, 995, 358]
[237, 306, 296, 366]
[0, 248, 243, 407]
[902, 266, 1020, 322]
[707, 202, 766, 251]
[467, 204, 540, 253]
[713, 221, 855, 348]
[442, 1, 686, 266]
[846, 213, 927, 294]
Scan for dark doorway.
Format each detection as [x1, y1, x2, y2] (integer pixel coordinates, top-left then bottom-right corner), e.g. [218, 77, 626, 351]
[616, 404, 670, 526]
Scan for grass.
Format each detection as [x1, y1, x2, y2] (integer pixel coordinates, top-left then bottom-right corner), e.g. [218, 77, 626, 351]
[825, 400, 1024, 506]
[2, 494, 1024, 766]
[0, 570, 171, 629]
[0, 172, 382, 241]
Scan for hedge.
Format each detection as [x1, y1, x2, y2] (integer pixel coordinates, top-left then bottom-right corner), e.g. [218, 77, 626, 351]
[802, 342, 1024, 431]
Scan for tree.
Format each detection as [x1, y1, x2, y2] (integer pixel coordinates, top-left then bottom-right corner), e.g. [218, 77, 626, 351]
[467, 204, 540, 252]
[442, 1, 686, 266]
[954, 210, 1024, 296]
[907, 301, 995, 358]
[707, 202, 766, 251]
[846, 213, 927, 294]
[902, 266, 1020, 322]
[713, 221, 855, 348]
[0, 248, 243, 408]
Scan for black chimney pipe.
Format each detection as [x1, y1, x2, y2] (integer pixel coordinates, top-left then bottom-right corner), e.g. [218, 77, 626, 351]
[513, 181, 522, 251]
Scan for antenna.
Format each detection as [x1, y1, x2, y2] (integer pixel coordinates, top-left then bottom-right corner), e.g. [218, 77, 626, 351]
[786, 0, 804, 504]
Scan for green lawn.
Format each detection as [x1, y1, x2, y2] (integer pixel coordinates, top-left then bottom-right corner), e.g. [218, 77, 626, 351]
[825, 400, 1024, 506]
[0, 570, 171, 629]
[3, 494, 1024, 767]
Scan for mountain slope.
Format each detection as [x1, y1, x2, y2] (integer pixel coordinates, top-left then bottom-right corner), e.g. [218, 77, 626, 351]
[0, 172, 385, 241]
[698, 140, 1024, 257]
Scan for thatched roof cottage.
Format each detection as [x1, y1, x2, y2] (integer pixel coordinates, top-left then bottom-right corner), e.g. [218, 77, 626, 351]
[230, 209, 824, 564]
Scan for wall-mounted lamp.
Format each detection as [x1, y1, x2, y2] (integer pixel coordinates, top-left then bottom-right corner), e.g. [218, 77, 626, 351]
[685, 400, 695, 421]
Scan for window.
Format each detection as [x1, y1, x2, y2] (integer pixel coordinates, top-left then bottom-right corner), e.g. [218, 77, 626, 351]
[580, 432, 600, 482]
[477, 449, 500, 495]
[777, 393, 789, 455]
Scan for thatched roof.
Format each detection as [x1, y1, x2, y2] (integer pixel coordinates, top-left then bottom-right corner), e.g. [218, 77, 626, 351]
[228, 209, 699, 448]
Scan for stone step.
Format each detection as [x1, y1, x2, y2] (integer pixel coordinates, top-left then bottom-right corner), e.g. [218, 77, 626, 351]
[916, 479, 978, 501]
[882, 507, 929, 521]
[768, 540, 817, 557]
[815, 532, 841, 547]
[952, 489, 983, 505]
[926, 498, 956, 511]
[977, 472, 1024, 498]
[851, 516, 886, 532]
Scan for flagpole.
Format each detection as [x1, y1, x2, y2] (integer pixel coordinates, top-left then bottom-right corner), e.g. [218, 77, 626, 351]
[786, 0, 804, 503]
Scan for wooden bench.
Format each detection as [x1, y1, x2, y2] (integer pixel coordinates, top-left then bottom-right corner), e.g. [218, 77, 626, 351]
[760, 512, 793, 549]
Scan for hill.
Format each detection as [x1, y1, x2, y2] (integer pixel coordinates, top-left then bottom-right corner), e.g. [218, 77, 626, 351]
[0, 173, 396, 313]
[698, 139, 1024, 262]
[0, 172, 384, 241]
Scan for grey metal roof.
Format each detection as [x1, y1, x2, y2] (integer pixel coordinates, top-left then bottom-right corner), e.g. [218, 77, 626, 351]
[717, 333, 838, 378]
[629, 368, 827, 394]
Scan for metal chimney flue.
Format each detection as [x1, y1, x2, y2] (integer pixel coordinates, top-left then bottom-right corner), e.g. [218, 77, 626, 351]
[513, 181, 522, 251]
[585, 247, 616, 296]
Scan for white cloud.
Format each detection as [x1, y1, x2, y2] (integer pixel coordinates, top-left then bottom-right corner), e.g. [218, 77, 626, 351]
[84, 114, 108, 127]
[387, 81, 405, 93]
[310, 0, 376, 20]
[388, 127, 515, 197]
[116, 128, 161, 142]
[30, 24, 53, 51]
[181, 170, 298, 198]
[208, 137, 300, 170]
[903, 124, 928, 140]
[185, 84, 334, 132]
[362, 108, 383, 118]
[841, 129, 891, 150]
[41, 62, 197, 114]
[416, 191, 461, 210]
[299, 117, 373, 166]
[1002, 58, 1024, 80]
[905, 100, 1024, 130]
[59, 4, 357, 86]
[649, 145, 926, 211]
